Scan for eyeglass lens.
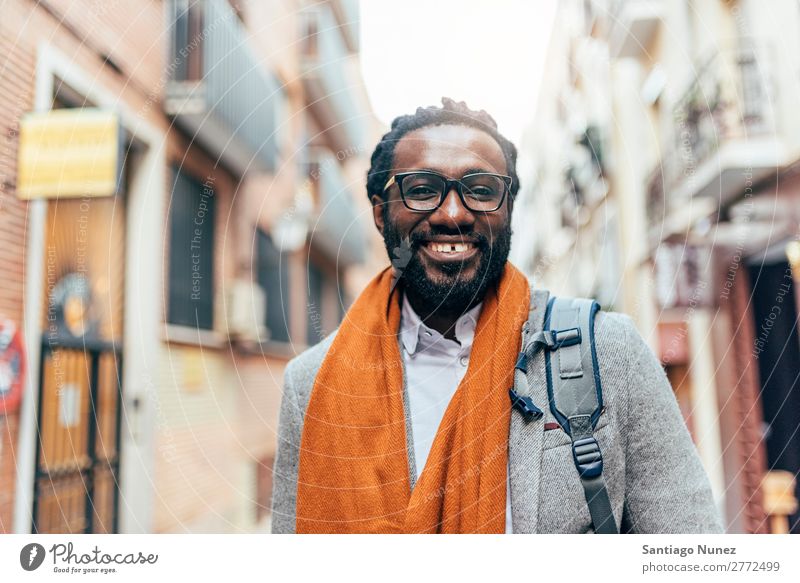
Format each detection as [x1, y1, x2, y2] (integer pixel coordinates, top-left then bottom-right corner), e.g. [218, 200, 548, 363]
[400, 173, 506, 211]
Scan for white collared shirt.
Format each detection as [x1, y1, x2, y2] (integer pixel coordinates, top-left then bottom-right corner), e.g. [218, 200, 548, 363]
[400, 294, 513, 533]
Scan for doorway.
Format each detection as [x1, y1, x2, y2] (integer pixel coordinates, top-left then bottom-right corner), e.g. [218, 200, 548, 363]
[32, 183, 127, 533]
[748, 258, 800, 533]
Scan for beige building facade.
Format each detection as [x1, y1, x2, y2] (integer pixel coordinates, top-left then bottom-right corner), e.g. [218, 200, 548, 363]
[517, 0, 800, 533]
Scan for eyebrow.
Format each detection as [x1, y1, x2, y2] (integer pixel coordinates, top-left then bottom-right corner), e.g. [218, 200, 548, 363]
[408, 167, 500, 177]
[462, 167, 497, 176]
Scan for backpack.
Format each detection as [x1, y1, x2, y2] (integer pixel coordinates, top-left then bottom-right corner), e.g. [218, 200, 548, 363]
[508, 294, 618, 534]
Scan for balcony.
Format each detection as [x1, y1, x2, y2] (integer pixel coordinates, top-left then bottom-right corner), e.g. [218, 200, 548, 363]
[645, 145, 688, 248]
[661, 45, 790, 207]
[300, 5, 366, 153]
[328, 0, 360, 53]
[165, 0, 282, 175]
[645, 158, 665, 247]
[608, 0, 663, 59]
[563, 124, 608, 220]
[307, 149, 366, 266]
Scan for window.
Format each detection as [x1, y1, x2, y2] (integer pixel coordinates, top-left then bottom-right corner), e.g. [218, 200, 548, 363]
[172, 0, 204, 81]
[300, 11, 319, 58]
[306, 261, 324, 346]
[257, 230, 291, 343]
[305, 263, 349, 346]
[167, 168, 216, 330]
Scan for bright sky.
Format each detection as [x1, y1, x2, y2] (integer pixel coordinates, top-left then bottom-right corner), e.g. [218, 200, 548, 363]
[359, 0, 558, 145]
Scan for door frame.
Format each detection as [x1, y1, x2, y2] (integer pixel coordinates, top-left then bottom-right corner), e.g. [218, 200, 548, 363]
[14, 43, 166, 533]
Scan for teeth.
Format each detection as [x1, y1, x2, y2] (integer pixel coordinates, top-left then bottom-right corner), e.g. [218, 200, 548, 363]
[428, 242, 474, 253]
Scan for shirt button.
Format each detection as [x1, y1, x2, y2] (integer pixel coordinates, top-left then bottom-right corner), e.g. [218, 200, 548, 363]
[424, 330, 432, 337]
[459, 356, 468, 367]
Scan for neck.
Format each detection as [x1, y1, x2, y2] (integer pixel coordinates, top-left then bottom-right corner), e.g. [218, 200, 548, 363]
[404, 289, 481, 341]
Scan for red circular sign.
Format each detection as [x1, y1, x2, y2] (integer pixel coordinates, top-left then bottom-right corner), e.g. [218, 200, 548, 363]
[0, 319, 25, 415]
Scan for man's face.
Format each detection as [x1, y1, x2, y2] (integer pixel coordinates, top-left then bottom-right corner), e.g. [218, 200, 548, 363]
[371, 124, 513, 314]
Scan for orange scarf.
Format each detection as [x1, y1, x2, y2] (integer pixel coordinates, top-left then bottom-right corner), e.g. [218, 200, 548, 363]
[296, 263, 530, 533]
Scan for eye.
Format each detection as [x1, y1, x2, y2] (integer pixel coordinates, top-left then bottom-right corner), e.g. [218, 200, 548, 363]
[467, 185, 494, 196]
[463, 175, 504, 199]
[464, 184, 499, 200]
[401, 175, 443, 199]
[406, 185, 439, 197]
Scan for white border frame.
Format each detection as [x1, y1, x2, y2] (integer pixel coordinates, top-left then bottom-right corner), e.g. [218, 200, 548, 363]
[13, 43, 166, 534]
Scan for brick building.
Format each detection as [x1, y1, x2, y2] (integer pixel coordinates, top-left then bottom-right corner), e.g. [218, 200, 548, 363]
[0, 0, 378, 533]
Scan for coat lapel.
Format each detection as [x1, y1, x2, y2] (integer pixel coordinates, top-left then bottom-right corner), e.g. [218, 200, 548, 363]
[509, 288, 550, 533]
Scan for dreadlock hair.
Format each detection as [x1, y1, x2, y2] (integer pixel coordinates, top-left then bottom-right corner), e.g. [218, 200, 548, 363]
[366, 97, 519, 202]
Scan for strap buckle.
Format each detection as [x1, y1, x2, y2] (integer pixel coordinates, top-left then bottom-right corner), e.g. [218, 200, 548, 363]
[509, 388, 543, 422]
[572, 436, 603, 479]
[550, 327, 581, 349]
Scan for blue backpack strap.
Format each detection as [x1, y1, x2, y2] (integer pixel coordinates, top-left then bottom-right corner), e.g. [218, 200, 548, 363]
[541, 296, 618, 534]
[508, 285, 547, 422]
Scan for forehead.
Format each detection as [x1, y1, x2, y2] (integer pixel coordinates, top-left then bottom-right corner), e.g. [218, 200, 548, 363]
[392, 124, 507, 176]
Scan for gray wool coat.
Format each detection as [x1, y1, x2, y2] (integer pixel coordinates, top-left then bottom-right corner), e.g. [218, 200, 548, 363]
[270, 288, 723, 534]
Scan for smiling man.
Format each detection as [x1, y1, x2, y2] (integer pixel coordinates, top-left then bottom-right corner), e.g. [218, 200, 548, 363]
[377, 120, 513, 331]
[270, 98, 722, 534]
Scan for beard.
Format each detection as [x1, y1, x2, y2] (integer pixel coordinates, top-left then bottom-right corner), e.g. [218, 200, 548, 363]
[381, 206, 512, 317]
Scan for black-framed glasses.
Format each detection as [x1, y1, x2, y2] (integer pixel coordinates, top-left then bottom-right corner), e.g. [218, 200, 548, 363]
[382, 170, 512, 212]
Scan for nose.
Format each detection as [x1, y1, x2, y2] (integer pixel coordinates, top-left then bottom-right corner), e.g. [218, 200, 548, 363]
[428, 185, 476, 229]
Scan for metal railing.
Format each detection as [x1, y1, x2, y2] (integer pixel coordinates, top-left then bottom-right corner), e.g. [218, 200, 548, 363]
[671, 44, 774, 179]
[308, 149, 366, 266]
[165, 0, 282, 173]
[300, 4, 365, 152]
[646, 43, 775, 209]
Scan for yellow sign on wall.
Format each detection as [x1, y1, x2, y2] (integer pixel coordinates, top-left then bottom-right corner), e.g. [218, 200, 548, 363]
[17, 109, 122, 199]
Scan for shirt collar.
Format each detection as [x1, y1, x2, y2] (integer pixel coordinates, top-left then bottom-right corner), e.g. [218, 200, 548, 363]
[399, 293, 483, 356]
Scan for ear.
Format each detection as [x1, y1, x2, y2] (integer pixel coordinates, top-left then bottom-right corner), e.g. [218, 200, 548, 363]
[371, 194, 386, 233]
